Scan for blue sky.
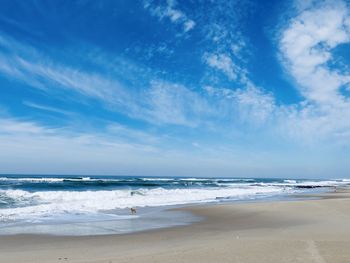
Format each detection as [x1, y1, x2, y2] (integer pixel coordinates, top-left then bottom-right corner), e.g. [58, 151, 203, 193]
[0, 0, 350, 178]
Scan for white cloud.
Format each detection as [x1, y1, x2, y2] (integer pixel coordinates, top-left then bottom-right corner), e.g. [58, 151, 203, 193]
[0, 118, 51, 135]
[0, 117, 163, 174]
[0, 53, 127, 104]
[280, 0, 350, 105]
[277, 0, 350, 144]
[0, 34, 201, 127]
[184, 20, 195, 32]
[203, 53, 237, 80]
[106, 123, 160, 144]
[23, 101, 72, 115]
[2, 1, 350, 176]
[235, 87, 276, 124]
[3, 1, 350, 149]
[203, 85, 276, 126]
[0, 116, 284, 177]
[198, 1, 252, 89]
[0, 34, 207, 128]
[144, 0, 195, 33]
[0, 34, 134, 109]
[231, 39, 246, 59]
[141, 80, 212, 127]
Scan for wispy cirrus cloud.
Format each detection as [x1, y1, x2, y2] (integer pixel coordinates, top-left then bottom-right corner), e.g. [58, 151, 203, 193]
[0, 33, 200, 127]
[107, 123, 160, 144]
[203, 85, 277, 126]
[0, 32, 279, 131]
[0, 35, 129, 103]
[22, 101, 72, 115]
[141, 80, 212, 127]
[203, 53, 238, 81]
[143, 0, 195, 33]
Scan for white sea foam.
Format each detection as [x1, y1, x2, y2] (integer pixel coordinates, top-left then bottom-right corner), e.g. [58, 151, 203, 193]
[284, 179, 297, 184]
[0, 177, 64, 182]
[1, 177, 349, 225]
[0, 186, 285, 222]
[140, 178, 175, 181]
[283, 180, 348, 187]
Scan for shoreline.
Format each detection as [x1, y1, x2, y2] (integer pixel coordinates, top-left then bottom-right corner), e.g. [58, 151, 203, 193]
[0, 186, 331, 237]
[1, 187, 350, 262]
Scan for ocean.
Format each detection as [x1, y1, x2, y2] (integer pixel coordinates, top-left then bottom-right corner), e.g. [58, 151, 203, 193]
[0, 175, 348, 236]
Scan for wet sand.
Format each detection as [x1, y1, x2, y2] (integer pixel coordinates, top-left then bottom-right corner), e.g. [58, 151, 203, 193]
[1, 188, 350, 263]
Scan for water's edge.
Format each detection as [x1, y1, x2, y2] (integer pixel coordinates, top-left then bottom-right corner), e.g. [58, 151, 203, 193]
[0, 185, 334, 236]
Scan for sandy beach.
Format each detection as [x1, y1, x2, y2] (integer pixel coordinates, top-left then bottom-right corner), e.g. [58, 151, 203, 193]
[2, 0, 350, 262]
[1, 189, 350, 263]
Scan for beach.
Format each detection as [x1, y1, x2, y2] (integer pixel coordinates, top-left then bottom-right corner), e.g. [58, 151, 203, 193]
[1, 188, 350, 263]
[2, 1, 350, 262]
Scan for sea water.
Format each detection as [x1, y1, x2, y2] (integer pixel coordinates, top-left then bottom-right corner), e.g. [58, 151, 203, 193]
[0, 175, 348, 235]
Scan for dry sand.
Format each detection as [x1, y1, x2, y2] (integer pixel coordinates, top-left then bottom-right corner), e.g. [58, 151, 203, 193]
[1, 188, 350, 263]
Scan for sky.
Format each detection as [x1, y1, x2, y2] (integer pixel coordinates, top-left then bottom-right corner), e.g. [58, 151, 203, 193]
[0, 0, 350, 178]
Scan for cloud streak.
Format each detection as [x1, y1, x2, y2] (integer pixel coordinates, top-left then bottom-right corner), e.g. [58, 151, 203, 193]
[143, 0, 195, 33]
[0, 32, 280, 131]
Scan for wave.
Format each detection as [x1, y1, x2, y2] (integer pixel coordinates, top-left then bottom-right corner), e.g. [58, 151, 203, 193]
[0, 177, 257, 191]
[1, 176, 349, 224]
[0, 177, 348, 193]
[285, 180, 348, 188]
[0, 185, 285, 222]
[284, 179, 297, 184]
[0, 177, 65, 182]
